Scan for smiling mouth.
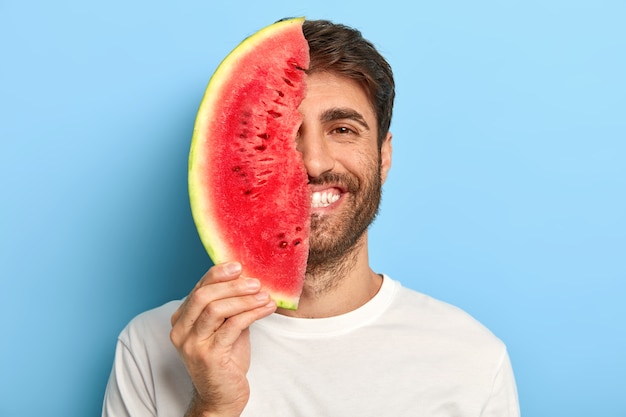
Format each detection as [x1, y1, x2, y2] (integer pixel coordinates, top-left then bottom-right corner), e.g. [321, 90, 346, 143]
[311, 188, 341, 208]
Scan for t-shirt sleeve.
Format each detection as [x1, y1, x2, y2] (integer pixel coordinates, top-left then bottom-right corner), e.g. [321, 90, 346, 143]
[102, 337, 157, 417]
[481, 348, 520, 417]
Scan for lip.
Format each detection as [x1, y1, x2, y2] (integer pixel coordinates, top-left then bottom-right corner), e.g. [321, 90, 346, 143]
[309, 183, 346, 193]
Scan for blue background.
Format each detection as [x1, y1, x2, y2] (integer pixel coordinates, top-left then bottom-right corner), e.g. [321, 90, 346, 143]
[1, 0, 624, 416]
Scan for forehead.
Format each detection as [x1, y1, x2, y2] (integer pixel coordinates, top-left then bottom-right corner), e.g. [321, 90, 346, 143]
[300, 72, 376, 122]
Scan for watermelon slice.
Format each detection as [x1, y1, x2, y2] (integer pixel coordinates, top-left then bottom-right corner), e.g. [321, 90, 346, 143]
[188, 18, 310, 310]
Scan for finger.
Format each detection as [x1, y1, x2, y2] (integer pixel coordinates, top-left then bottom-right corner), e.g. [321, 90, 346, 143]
[213, 300, 277, 348]
[194, 262, 243, 290]
[171, 262, 244, 326]
[192, 292, 274, 340]
[172, 276, 262, 335]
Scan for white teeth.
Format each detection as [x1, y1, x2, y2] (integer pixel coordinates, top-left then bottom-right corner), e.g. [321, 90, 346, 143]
[311, 191, 340, 208]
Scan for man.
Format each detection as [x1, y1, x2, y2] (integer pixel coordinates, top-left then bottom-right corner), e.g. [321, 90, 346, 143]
[103, 19, 520, 417]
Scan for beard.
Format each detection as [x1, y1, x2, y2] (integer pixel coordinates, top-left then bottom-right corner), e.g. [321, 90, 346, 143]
[306, 154, 383, 276]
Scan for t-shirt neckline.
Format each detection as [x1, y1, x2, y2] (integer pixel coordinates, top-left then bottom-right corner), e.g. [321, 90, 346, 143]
[254, 274, 397, 337]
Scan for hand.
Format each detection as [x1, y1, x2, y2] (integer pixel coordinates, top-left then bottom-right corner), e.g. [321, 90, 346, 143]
[170, 262, 277, 417]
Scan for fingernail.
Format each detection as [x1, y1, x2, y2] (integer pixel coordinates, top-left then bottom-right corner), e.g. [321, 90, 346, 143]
[246, 278, 261, 290]
[224, 262, 242, 275]
[255, 291, 268, 300]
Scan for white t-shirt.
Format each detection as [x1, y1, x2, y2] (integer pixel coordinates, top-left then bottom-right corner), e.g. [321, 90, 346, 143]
[102, 276, 519, 416]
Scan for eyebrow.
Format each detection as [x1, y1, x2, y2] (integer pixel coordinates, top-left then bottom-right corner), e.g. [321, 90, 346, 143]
[320, 107, 370, 130]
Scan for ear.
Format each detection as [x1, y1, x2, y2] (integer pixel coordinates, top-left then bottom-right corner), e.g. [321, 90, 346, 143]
[380, 132, 392, 183]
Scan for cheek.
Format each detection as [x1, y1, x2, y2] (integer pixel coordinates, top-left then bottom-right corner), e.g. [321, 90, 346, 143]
[356, 147, 381, 173]
[328, 138, 381, 181]
[348, 152, 381, 190]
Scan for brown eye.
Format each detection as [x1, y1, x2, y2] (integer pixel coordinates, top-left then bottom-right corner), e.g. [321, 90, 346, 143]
[334, 126, 354, 135]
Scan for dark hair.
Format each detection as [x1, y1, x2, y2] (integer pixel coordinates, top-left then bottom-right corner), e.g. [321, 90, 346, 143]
[302, 19, 395, 148]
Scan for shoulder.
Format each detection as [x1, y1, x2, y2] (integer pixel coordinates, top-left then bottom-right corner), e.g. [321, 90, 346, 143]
[115, 300, 187, 387]
[106, 300, 193, 415]
[381, 277, 519, 415]
[384, 276, 507, 353]
[118, 300, 183, 351]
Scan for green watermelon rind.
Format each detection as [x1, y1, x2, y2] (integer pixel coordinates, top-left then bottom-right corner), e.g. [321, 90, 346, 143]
[188, 17, 307, 310]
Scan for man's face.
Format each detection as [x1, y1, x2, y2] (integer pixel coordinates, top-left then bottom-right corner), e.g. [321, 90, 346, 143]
[296, 71, 392, 269]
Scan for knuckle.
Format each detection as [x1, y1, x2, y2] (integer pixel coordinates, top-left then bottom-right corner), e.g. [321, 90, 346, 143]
[189, 286, 212, 306]
[169, 327, 181, 346]
[222, 312, 255, 334]
[232, 277, 254, 293]
[170, 308, 182, 327]
[232, 279, 247, 292]
[206, 263, 231, 282]
[180, 339, 197, 358]
[204, 267, 220, 282]
[203, 300, 226, 319]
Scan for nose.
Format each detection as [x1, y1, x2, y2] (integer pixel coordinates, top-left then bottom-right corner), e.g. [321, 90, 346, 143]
[296, 126, 335, 179]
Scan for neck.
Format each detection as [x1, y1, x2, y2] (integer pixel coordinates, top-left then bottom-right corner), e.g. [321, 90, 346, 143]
[277, 232, 382, 318]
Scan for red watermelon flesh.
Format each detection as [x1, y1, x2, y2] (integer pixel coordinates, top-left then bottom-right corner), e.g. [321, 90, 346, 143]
[188, 18, 310, 310]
